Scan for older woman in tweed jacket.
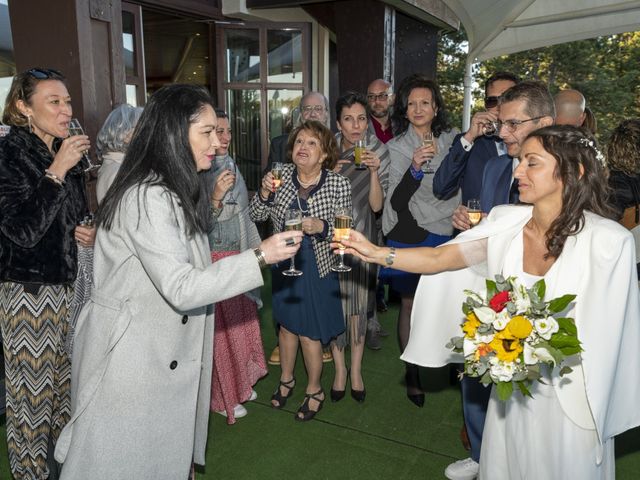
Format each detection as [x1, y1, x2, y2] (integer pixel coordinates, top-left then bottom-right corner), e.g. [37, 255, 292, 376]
[250, 120, 351, 421]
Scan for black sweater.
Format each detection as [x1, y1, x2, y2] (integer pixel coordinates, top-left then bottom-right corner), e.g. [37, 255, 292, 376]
[0, 126, 87, 284]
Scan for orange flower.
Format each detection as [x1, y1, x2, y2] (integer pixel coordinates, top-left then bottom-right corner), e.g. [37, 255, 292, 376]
[462, 312, 481, 338]
[474, 343, 493, 361]
[507, 315, 533, 339]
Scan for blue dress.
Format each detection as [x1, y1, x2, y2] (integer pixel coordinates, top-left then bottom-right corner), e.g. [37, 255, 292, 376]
[271, 197, 344, 345]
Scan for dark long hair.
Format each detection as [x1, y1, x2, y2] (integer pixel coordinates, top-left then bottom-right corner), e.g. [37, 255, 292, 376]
[526, 125, 617, 258]
[97, 84, 214, 237]
[390, 74, 451, 138]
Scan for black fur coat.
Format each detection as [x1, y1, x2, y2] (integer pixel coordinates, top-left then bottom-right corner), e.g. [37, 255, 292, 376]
[0, 126, 87, 284]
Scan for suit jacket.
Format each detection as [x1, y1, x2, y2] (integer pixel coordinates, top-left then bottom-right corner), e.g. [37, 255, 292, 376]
[55, 185, 264, 479]
[433, 134, 501, 204]
[403, 205, 640, 446]
[265, 133, 290, 173]
[479, 154, 514, 212]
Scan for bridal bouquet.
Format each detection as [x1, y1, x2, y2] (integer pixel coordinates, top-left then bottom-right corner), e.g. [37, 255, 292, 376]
[447, 275, 581, 400]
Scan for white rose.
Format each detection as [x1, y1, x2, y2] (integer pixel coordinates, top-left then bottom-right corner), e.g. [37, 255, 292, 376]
[534, 316, 559, 340]
[492, 311, 510, 331]
[474, 306, 497, 325]
[489, 361, 515, 382]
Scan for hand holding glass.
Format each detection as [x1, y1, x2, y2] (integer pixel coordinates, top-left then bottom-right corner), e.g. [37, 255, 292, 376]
[467, 199, 482, 227]
[224, 157, 237, 205]
[282, 209, 303, 277]
[331, 207, 352, 272]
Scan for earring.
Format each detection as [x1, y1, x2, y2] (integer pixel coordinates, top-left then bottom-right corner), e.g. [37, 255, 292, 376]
[27, 115, 33, 133]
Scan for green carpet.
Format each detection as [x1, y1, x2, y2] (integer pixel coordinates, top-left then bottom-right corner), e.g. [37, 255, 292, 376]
[1, 272, 639, 479]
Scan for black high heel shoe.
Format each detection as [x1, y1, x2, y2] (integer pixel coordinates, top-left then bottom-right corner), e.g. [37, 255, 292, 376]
[271, 377, 295, 409]
[350, 387, 366, 403]
[331, 368, 348, 402]
[405, 365, 425, 408]
[295, 389, 325, 422]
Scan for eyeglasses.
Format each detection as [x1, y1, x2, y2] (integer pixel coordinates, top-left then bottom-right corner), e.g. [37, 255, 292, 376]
[26, 68, 63, 80]
[484, 95, 500, 109]
[495, 116, 546, 133]
[367, 93, 390, 102]
[301, 105, 326, 113]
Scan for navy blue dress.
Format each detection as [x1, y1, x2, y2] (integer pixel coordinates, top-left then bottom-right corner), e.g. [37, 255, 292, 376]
[271, 196, 344, 345]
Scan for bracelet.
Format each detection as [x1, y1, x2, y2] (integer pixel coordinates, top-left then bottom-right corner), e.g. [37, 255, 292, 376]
[385, 246, 396, 266]
[253, 248, 267, 269]
[44, 169, 65, 186]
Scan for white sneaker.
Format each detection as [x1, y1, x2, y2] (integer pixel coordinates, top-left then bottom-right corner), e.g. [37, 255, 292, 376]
[215, 404, 248, 419]
[444, 458, 479, 480]
[248, 389, 258, 401]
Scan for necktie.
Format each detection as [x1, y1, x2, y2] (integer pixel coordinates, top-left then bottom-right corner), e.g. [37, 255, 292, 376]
[508, 179, 519, 204]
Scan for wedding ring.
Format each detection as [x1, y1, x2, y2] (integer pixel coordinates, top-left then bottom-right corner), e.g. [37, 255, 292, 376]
[285, 237, 295, 247]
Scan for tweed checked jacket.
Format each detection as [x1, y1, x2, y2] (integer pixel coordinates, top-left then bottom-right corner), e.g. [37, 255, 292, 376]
[249, 164, 352, 277]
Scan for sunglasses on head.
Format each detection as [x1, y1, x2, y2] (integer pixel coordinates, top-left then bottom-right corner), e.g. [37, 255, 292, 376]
[485, 95, 500, 109]
[26, 68, 63, 80]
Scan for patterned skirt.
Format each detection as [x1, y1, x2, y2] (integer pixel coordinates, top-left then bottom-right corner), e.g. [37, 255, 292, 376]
[210, 251, 267, 424]
[0, 282, 72, 480]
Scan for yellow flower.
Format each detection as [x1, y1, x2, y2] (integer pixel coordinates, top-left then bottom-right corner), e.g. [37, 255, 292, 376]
[462, 312, 481, 338]
[507, 315, 533, 339]
[490, 330, 523, 363]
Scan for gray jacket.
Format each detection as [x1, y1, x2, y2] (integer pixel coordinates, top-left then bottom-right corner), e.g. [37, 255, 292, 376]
[55, 184, 263, 479]
[382, 127, 460, 237]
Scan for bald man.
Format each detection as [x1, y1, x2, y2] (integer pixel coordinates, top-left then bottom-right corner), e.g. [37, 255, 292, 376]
[366, 79, 394, 144]
[554, 89, 586, 127]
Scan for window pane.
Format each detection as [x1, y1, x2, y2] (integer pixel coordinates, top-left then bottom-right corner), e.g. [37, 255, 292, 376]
[122, 11, 137, 77]
[267, 30, 303, 83]
[126, 85, 138, 107]
[0, 0, 16, 109]
[226, 89, 262, 191]
[225, 29, 260, 83]
[267, 89, 302, 140]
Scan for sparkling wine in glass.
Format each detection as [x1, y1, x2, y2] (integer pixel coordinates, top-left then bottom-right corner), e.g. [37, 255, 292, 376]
[68, 119, 99, 172]
[224, 157, 237, 205]
[271, 162, 284, 205]
[282, 209, 303, 277]
[331, 207, 352, 273]
[467, 199, 482, 227]
[422, 132, 436, 174]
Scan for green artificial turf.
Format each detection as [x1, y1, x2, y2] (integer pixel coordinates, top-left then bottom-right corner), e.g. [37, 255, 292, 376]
[1, 271, 639, 479]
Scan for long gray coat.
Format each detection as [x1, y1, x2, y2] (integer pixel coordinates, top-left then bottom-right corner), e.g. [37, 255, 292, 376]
[54, 185, 264, 479]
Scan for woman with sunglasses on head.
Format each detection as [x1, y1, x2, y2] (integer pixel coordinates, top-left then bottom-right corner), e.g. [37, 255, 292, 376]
[0, 68, 95, 480]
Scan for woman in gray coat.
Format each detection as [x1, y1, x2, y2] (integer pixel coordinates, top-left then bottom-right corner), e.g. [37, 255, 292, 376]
[53, 84, 302, 480]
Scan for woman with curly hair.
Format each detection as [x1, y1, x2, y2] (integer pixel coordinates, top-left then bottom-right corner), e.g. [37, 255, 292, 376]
[337, 125, 640, 479]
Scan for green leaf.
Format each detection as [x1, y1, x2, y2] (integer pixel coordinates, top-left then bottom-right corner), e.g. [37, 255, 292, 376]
[517, 381, 533, 398]
[462, 303, 472, 315]
[548, 294, 577, 313]
[549, 334, 580, 349]
[533, 279, 546, 300]
[496, 381, 514, 401]
[559, 366, 574, 376]
[486, 279, 498, 300]
[557, 345, 583, 356]
[556, 317, 578, 335]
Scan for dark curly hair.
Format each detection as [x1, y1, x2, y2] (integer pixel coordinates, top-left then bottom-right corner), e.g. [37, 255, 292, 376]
[287, 120, 339, 170]
[525, 125, 617, 259]
[607, 118, 640, 176]
[390, 74, 451, 138]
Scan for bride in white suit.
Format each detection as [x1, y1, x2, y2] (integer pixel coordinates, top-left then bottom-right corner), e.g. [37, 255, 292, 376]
[337, 125, 640, 479]
[54, 84, 302, 480]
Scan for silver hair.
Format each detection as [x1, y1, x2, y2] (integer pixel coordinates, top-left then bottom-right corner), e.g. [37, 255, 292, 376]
[96, 104, 143, 159]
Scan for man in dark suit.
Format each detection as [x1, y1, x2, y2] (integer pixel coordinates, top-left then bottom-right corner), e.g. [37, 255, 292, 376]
[445, 80, 555, 480]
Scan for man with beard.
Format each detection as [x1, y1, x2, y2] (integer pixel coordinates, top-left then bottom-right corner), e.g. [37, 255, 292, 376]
[367, 79, 394, 144]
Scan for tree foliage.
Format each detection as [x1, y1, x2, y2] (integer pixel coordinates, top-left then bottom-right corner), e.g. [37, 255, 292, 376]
[437, 29, 640, 142]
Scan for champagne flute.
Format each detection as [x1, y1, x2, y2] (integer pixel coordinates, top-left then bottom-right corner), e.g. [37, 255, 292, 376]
[467, 199, 482, 227]
[421, 132, 436, 174]
[282, 208, 303, 277]
[271, 162, 284, 205]
[354, 139, 367, 170]
[68, 118, 99, 172]
[223, 157, 237, 205]
[331, 207, 352, 273]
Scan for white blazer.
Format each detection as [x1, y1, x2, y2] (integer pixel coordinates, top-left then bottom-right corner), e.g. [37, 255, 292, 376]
[402, 205, 640, 445]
